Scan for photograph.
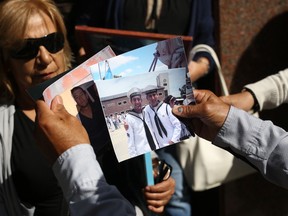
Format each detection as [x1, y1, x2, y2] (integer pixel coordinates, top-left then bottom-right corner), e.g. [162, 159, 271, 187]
[40, 36, 195, 162]
[69, 81, 111, 157]
[96, 68, 193, 162]
[90, 37, 194, 162]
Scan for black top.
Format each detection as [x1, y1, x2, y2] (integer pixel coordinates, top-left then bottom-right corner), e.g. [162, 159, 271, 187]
[122, 0, 191, 34]
[11, 109, 68, 216]
[78, 101, 110, 155]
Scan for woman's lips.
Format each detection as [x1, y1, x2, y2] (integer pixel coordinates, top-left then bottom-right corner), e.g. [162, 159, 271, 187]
[35, 71, 56, 82]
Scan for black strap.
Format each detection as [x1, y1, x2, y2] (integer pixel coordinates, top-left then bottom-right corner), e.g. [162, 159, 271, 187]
[143, 120, 157, 150]
[128, 111, 157, 150]
[151, 104, 167, 138]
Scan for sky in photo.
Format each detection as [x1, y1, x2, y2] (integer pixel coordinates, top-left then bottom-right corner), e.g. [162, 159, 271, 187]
[90, 38, 188, 98]
[90, 42, 168, 80]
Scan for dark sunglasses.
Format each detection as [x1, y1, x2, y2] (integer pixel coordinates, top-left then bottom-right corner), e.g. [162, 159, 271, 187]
[10, 32, 64, 60]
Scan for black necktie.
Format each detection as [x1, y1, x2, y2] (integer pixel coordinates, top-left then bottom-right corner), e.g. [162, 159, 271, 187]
[143, 120, 157, 150]
[153, 109, 167, 138]
[129, 111, 157, 150]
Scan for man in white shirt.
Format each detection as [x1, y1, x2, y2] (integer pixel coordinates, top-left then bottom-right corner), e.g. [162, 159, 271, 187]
[143, 85, 182, 147]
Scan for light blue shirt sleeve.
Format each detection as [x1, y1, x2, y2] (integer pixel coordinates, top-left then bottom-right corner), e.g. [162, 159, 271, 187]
[214, 106, 288, 189]
[52, 144, 136, 215]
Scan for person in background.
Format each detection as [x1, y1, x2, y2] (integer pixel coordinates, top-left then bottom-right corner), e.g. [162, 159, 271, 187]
[220, 69, 288, 113]
[68, 0, 216, 87]
[71, 84, 110, 156]
[163, 95, 192, 141]
[172, 89, 288, 190]
[0, 0, 174, 215]
[35, 95, 136, 215]
[163, 95, 177, 108]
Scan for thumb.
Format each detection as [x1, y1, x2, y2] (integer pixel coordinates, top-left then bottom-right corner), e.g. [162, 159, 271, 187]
[172, 104, 203, 119]
[50, 95, 73, 120]
[50, 95, 63, 111]
[35, 99, 52, 121]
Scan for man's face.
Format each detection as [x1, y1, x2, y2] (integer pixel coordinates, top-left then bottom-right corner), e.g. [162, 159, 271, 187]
[146, 92, 159, 107]
[72, 88, 89, 108]
[131, 95, 142, 113]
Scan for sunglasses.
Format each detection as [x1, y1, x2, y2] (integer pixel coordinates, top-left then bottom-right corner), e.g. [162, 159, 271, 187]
[10, 32, 64, 60]
[153, 158, 172, 183]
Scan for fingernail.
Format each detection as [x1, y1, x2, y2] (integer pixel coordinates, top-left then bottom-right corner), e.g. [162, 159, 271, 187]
[177, 107, 183, 113]
[55, 95, 63, 105]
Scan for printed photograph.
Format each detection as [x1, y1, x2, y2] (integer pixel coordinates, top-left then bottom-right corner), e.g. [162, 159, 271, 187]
[91, 37, 195, 161]
[37, 37, 195, 162]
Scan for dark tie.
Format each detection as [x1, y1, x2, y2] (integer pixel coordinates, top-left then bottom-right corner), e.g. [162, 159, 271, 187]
[153, 111, 167, 138]
[143, 120, 157, 150]
[129, 111, 157, 150]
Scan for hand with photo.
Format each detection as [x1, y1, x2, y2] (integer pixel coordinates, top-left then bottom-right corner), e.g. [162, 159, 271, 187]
[35, 95, 90, 164]
[172, 89, 230, 141]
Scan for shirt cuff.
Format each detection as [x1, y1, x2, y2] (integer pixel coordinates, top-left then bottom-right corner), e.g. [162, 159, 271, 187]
[52, 144, 106, 202]
[214, 106, 262, 156]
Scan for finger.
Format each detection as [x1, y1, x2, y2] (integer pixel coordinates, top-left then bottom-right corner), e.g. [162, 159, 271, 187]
[50, 95, 63, 111]
[144, 189, 171, 201]
[193, 89, 216, 103]
[35, 99, 54, 124]
[145, 177, 175, 193]
[172, 104, 202, 119]
[145, 196, 170, 208]
[144, 179, 174, 202]
[50, 96, 72, 119]
[147, 205, 164, 214]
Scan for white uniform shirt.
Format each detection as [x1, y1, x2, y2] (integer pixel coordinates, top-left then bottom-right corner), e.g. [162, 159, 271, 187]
[125, 111, 158, 157]
[144, 102, 182, 147]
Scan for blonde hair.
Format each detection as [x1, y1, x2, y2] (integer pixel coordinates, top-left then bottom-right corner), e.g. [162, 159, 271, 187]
[0, 0, 73, 104]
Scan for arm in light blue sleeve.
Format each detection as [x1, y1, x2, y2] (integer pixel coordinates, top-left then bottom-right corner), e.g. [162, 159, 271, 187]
[214, 106, 288, 189]
[52, 144, 136, 216]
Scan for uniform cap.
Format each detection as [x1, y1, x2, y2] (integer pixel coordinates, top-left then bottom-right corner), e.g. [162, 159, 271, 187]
[127, 87, 142, 99]
[143, 85, 158, 95]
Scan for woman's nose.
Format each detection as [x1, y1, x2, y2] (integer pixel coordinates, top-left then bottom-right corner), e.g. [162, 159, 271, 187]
[36, 45, 53, 65]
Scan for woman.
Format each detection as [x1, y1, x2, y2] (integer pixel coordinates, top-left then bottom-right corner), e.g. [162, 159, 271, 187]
[0, 0, 72, 215]
[0, 0, 174, 215]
